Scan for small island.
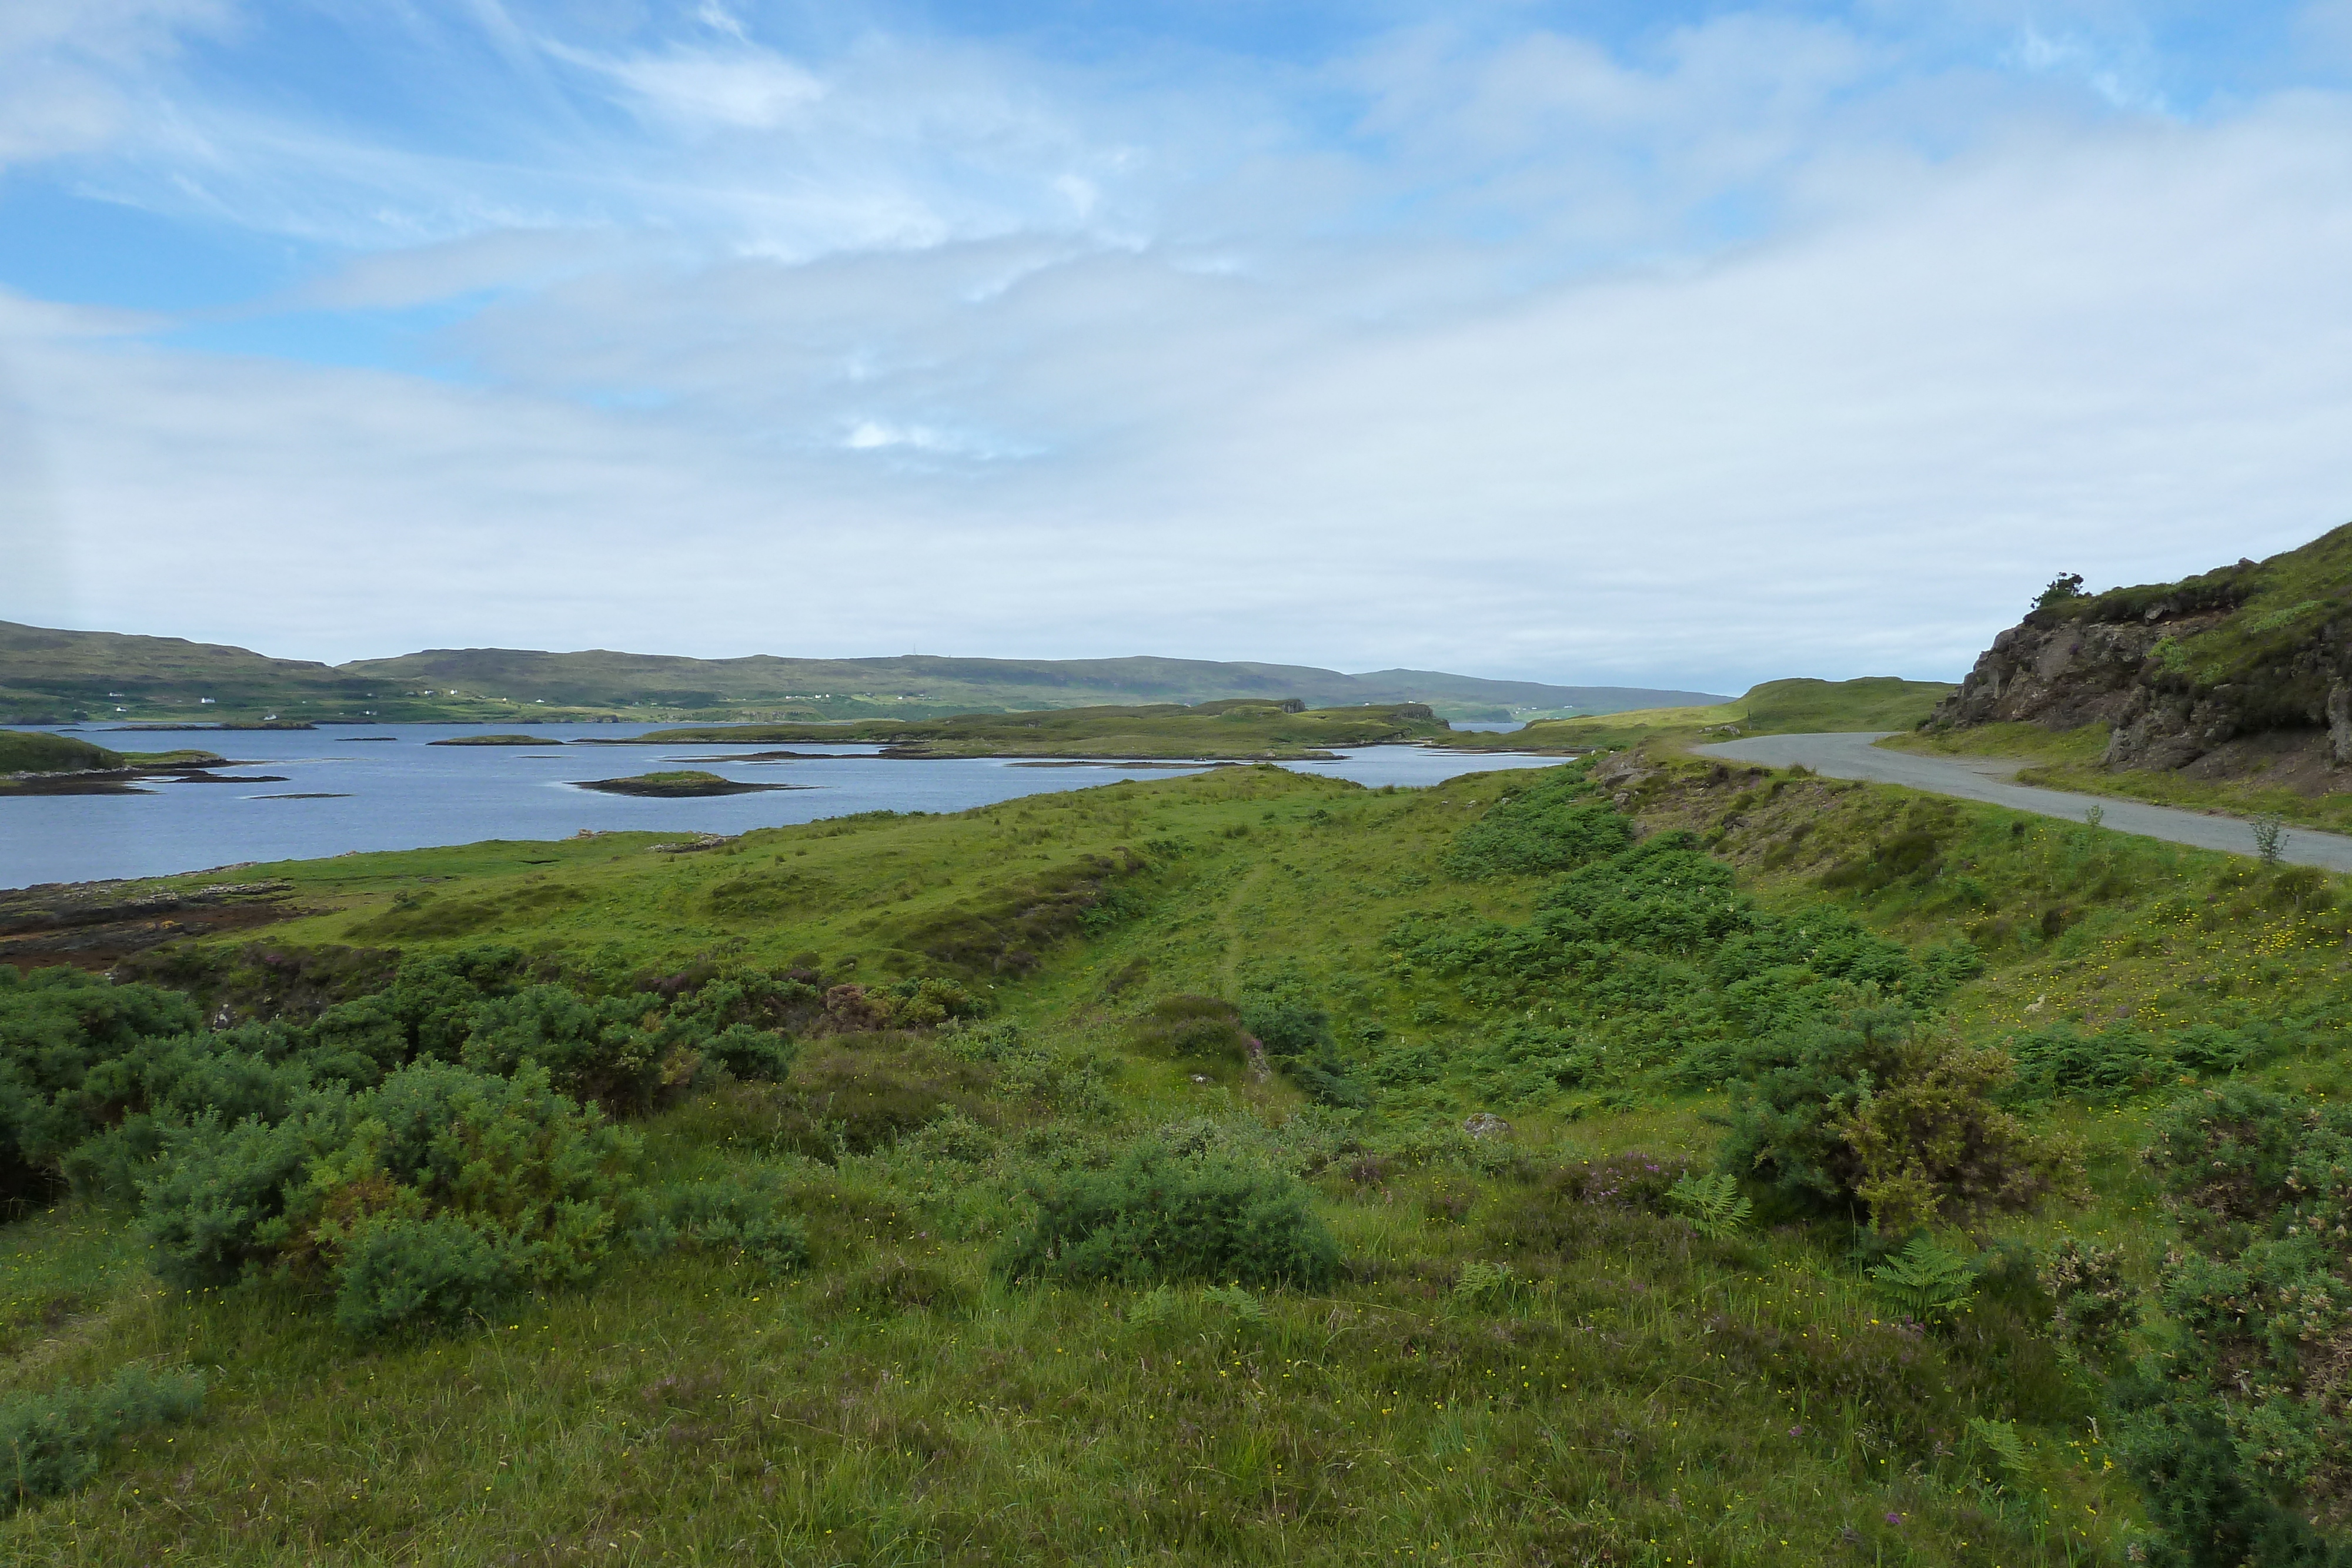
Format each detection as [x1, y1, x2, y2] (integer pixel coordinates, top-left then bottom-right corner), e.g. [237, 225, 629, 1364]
[0, 730, 260, 794]
[570, 770, 801, 797]
[428, 734, 560, 746]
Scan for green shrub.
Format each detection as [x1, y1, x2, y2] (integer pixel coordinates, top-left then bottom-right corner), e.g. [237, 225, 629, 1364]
[1442, 768, 1626, 878]
[142, 1061, 639, 1335]
[997, 1141, 1340, 1289]
[141, 1095, 361, 1289]
[459, 985, 683, 1111]
[703, 1023, 799, 1081]
[2114, 1084, 2352, 1559]
[1725, 1008, 2079, 1232]
[0, 1365, 206, 1516]
[332, 1215, 515, 1337]
[632, 1176, 810, 1277]
[0, 967, 205, 1201]
[2040, 1238, 2137, 1358]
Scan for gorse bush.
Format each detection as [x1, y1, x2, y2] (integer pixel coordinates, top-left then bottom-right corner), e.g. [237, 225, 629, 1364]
[0, 967, 205, 1202]
[2112, 1084, 2352, 1557]
[1, 1365, 206, 1516]
[1724, 1007, 2079, 1233]
[997, 1139, 1340, 1289]
[143, 1060, 640, 1335]
[2039, 1238, 2136, 1358]
[0, 954, 821, 1208]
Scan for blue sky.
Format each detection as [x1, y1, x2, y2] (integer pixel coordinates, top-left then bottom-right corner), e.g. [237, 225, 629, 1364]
[5, 2, 2352, 688]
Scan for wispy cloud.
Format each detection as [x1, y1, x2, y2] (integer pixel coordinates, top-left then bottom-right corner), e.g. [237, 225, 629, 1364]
[4, 2, 2350, 688]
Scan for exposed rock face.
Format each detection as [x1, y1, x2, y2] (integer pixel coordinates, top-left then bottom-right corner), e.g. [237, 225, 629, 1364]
[1931, 553, 2352, 779]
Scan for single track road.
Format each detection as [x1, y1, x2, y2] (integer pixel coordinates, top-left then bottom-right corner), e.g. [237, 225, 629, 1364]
[1692, 731, 2352, 873]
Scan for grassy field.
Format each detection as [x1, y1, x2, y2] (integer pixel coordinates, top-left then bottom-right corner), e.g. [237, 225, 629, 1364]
[622, 699, 1452, 758]
[6, 740, 2349, 1562]
[1443, 677, 1955, 752]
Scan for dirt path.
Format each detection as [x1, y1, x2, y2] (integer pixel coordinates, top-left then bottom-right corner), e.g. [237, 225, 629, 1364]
[1693, 731, 2352, 872]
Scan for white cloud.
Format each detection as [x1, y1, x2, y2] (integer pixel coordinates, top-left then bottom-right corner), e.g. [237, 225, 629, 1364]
[553, 42, 828, 133]
[12, 86, 2352, 688]
[0, 0, 232, 169]
[8, 6, 2352, 690]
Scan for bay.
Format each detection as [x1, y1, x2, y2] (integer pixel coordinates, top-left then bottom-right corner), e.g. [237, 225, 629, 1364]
[1, 724, 1562, 888]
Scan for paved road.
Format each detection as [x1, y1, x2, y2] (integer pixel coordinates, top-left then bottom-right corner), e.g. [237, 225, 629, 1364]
[1692, 731, 2352, 873]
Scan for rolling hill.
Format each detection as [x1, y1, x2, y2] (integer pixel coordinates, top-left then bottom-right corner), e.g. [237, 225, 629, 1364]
[0, 620, 1726, 726]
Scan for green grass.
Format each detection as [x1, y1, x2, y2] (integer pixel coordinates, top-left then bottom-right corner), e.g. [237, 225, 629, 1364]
[16, 745, 2352, 1560]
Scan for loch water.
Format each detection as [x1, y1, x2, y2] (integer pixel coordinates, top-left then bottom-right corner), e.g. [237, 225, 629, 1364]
[1, 724, 1565, 888]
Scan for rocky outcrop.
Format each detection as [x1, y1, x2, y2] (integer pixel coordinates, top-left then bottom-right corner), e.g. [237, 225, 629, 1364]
[1930, 531, 2352, 781]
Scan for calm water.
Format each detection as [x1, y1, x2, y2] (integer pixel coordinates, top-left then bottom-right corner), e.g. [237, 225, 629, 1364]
[2, 724, 1564, 888]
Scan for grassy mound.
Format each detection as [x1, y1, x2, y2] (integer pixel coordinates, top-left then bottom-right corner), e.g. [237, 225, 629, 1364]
[0, 730, 122, 776]
[572, 770, 793, 797]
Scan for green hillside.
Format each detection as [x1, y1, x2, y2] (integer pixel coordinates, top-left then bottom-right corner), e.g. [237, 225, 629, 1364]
[4, 741, 2343, 1562]
[0, 618, 1723, 727]
[1443, 676, 1954, 751]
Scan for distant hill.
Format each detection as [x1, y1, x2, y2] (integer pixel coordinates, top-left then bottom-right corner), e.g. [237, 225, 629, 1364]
[0, 621, 1726, 726]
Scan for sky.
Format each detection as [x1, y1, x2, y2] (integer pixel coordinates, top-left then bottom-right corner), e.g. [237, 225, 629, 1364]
[4, 2, 2352, 692]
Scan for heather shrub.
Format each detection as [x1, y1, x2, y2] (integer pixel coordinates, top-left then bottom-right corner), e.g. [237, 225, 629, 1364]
[997, 1141, 1340, 1289]
[771, 1039, 995, 1156]
[1130, 995, 1252, 1065]
[0, 1365, 206, 1516]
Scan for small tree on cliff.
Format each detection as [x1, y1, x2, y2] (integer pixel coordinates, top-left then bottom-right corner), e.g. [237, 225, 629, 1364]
[2033, 573, 2086, 611]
